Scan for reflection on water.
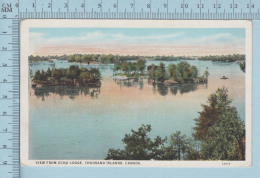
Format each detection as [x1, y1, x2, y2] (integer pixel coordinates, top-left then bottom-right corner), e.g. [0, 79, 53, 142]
[31, 86, 101, 101]
[29, 59, 245, 160]
[113, 78, 207, 96]
[114, 78, 144, 90]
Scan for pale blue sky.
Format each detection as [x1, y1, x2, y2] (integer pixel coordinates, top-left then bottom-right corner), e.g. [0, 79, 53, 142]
[30, 28, 244, 42]
[29, 28, 245, 56]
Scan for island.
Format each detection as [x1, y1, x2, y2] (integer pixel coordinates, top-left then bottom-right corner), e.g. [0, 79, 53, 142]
[111, 60, 208, 85]
[148, 62, 209, 85]
[112, 59, 147, 78]
[32, 65, 101, 87]
[197, 54, 245, 62]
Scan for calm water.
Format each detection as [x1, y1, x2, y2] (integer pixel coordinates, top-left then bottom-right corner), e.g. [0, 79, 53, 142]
[29, 59, 245, 160]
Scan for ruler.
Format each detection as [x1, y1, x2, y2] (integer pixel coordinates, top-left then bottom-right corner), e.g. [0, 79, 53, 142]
[0, 0, 259, 177]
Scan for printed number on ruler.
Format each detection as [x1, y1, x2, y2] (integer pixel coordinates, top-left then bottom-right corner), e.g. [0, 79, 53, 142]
[0, 1, 19, 178]
[15, 0, 260, 19]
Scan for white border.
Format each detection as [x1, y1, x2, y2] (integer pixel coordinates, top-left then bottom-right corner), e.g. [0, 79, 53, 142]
[20, 20, 252, 167]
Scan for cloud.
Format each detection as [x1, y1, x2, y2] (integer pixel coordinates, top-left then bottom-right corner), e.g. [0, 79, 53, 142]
[29, 32, 45, 42]
[29, 30, 245, 56]
[30, 31, 184, 46]
[175, 33, 244, 47]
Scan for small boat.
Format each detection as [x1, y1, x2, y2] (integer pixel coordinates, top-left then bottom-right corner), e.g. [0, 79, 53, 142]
[221, 76, 228, 80]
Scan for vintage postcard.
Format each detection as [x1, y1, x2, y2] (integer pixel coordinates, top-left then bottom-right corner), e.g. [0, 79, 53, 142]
[20, 20, 252, 167]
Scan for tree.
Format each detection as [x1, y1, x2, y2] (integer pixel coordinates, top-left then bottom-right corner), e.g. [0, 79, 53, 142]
[200, 106, 245, 160]
[169, 131, 193, 160]
[74, 55, 81, 62]
[46, 67, 51, 77]
[121, 62, 129, 74]
[239, 61, 245, 73]
[33, 70, 41, 81]
[39, 70, 47, 81]
[106, 125, 167, 160]
[79, 69, 90, 82]
[168, 64, 176, 78]
[136, 58, 146, 74]
[155, 62, 166, 82]
[193, 87, 245, 160]
[68, 65, 80, 79]
[191, 66, 198, 78]
[89, 68, 101, 82]
[113, 64, 121, 73]
[150, 64, 156, 82]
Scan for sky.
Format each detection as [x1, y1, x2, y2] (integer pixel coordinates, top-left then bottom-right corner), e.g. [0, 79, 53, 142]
[29, 28, 245, 56]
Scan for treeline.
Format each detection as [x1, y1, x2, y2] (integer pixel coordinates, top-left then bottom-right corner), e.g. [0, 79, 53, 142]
[198, 54, 245, 62]
[29, 54, 143, 64]
[67, 54, 140, 64]
[33, 65, 101, 86]
[113, 59, 146, 76]
[154, 55, 195, 61]
[106, 87, 245, 160]
[149, 62, 209, 84]
[28, 55, 66, 62]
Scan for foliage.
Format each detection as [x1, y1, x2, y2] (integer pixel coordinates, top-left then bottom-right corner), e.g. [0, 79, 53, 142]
[33, 65, 101, 85]
[106, 88, 245, 161]
[168, 63, 177, 79]
[193, 87, 245, 160]
[29, 54, 245, 63]
[238, 61, 246, 73]
[198, 54, 245, 62]
[175, 61, 198, 81]
[154, 62, 166, 82]
[106, 125, 167, 160]
[169, 131, 194, 160]
[28, 55, 66, 62]
[113, 59, 146, 76]
[148, 61, 200, 83]
[154, 55, 195, 61]
[65, 54, 141, 64]
[106, 125, 198, 160]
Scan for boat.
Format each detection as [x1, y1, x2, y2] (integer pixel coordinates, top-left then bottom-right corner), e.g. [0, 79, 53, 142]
[220, 76, 228, 80]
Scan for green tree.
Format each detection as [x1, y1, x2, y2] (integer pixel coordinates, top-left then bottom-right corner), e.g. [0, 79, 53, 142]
[136, 58, 146, 74]
[46, 67, 51, 77]
[193, 87, 245, 160]
[121, 62, 129, 74]
[33, 70, 41, 80]
[168, 63, 176, 78]
[191, 66, 198, 78]
[74, 55, 81, 62]
[155, 62, 166, 82]
[113, 64, 121, 73]
[169, 131, 193, 160]
[79, 69, 90, 81]
[150, 64, 156, 82]
[239, 61, 245, 73]
[68, 65, 80, 79]
[200, 106, 245, 160]
[89, 68, 101, 82]
[106, 125, 167, 160]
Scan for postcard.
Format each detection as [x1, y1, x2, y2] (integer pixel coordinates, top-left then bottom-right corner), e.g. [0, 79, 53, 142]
[20, 20, 252, 167]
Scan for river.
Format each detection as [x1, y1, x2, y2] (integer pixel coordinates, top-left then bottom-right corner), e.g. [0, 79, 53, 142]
[28, 59, 245, 160]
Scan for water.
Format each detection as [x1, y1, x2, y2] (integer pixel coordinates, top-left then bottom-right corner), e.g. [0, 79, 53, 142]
[29, 59, 245, 160]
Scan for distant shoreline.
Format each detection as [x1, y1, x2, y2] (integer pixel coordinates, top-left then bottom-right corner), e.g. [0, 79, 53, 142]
[28, 54, 245, 63]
